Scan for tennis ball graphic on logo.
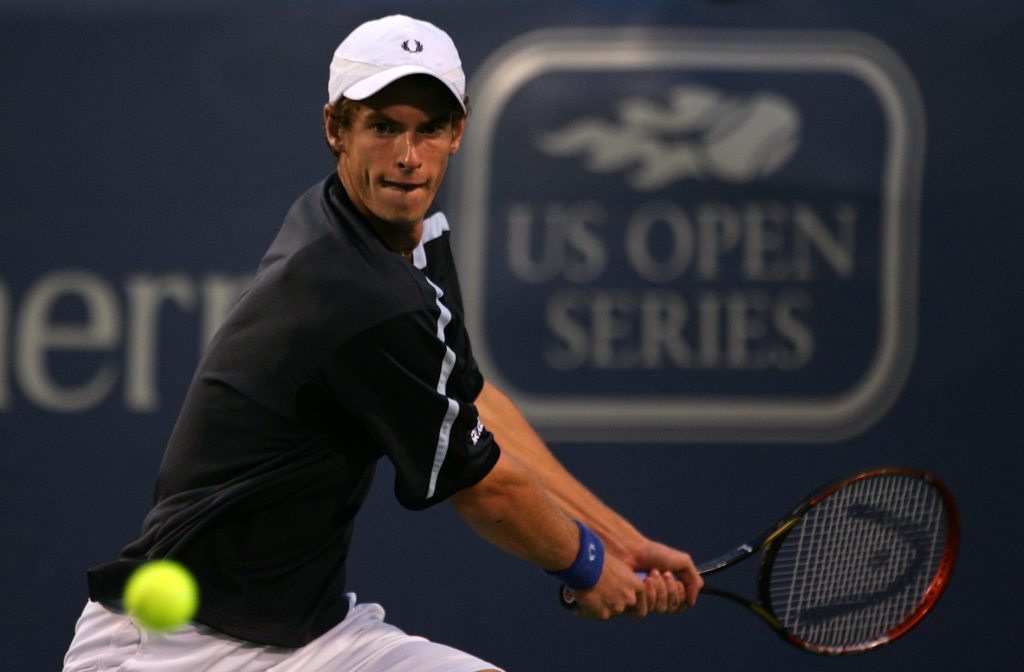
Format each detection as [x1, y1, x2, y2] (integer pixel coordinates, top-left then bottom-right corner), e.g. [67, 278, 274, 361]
[704, 93, 801, 182]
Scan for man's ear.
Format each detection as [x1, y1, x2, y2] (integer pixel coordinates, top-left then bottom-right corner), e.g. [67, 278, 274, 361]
[323, 103, 345, 153]
[449, 114, 467, 155]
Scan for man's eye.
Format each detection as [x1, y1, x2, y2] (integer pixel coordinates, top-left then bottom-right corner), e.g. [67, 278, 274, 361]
[371, 123, 393, 134]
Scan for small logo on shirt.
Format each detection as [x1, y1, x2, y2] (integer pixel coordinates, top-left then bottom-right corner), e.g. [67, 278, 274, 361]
[470, 418, 485, 445]
[587, 542, 598, 562]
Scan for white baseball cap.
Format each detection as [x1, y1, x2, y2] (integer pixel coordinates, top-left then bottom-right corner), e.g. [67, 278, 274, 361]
[328, 15, 466, 112]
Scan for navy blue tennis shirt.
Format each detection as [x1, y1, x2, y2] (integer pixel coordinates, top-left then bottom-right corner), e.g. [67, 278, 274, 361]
[87, 174, 501, 647]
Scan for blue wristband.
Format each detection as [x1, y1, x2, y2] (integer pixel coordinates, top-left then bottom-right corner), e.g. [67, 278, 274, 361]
[545, 521, 605, 590]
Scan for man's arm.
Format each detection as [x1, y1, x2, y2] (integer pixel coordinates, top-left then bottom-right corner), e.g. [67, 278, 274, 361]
[473, 381, 703, 611]
[450, 449, 646, 619]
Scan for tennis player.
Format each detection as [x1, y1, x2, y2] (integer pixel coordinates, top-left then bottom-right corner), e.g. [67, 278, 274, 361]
[63, 15, 702, 671]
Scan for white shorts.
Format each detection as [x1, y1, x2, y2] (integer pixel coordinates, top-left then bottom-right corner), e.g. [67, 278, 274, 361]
[63, 594, 502, 672]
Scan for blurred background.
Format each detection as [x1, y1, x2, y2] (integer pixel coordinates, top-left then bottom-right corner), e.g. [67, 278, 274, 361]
[1, 1, 1020, 669]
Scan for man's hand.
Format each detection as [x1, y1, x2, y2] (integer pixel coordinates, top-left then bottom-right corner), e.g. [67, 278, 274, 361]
[572, 542, 703, 619]
[631, 540, 704, 613]
[571, 554, 645, 620]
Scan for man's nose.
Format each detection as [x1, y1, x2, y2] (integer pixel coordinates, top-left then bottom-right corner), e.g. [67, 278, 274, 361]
[397, 133, 422, 170]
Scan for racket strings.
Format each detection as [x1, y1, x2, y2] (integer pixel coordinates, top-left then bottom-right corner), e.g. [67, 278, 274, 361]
[766, 474, 949, 651]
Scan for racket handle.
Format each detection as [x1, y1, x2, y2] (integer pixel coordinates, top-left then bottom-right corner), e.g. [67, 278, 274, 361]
[560, 571, 659, 609]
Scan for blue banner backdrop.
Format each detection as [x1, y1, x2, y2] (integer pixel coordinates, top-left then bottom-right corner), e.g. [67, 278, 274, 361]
[2, 2, 1021, 670]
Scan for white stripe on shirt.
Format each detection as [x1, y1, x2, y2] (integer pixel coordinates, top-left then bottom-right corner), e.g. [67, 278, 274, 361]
[412, 212, 450, 270]
[425, 276, 460, 500]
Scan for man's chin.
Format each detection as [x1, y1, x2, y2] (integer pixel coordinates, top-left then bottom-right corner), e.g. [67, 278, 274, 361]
[367, 204, 429, 244]
[380, 201, 430, 228]
[386, 209, 427, 229]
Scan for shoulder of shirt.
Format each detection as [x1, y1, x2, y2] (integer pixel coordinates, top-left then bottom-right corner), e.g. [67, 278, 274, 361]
[411, 210, 451, 270]
[251, 177, 342, 275]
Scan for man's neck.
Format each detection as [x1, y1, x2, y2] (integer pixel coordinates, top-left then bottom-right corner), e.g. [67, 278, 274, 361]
[336, 175, 423, 257]
[365, 216, 422, 258]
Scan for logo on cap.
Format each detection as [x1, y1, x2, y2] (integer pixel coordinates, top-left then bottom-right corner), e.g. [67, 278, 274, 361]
[402, 39, 424, 54]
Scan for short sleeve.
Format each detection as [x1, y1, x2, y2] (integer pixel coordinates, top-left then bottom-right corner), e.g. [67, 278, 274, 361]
[419, 223, 484, 400]
[322, 309, 499, 510]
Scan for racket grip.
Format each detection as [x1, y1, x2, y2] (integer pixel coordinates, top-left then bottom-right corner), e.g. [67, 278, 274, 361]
[559, 571, 651, 610]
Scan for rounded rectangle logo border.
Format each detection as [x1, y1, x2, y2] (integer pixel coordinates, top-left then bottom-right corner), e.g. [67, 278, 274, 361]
[450, 29, 924, 442]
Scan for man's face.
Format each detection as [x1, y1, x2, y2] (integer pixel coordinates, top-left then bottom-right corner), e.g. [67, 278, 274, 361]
[326, 76, 465, 253]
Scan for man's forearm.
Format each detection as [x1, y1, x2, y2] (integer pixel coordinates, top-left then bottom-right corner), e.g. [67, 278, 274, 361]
[474, 382, 649, 564]
[464, 382, 704, 615]
[450, 449, 580, 571]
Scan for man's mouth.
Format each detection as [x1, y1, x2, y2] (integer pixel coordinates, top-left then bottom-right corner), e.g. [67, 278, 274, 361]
[383, 180, 425, 192]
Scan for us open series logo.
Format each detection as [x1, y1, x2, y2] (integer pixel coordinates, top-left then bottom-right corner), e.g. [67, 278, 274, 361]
[450, 29, 924, 442]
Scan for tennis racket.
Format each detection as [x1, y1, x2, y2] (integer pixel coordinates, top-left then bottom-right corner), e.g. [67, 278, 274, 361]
[561, 467, 959, 655]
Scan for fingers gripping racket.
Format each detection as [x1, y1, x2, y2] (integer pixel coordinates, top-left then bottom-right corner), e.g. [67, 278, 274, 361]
[562, 467, 960, 655]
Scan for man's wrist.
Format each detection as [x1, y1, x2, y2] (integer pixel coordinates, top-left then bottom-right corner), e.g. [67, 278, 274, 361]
[545, 521, 605, 590]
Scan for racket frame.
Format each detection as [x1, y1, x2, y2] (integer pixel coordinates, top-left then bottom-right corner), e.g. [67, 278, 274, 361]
[705, 466, 961, 655]
[560, 466, 960, 656]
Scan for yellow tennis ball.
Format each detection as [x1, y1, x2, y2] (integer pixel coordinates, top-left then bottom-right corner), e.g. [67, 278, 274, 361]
[123, 560, 199, 631]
